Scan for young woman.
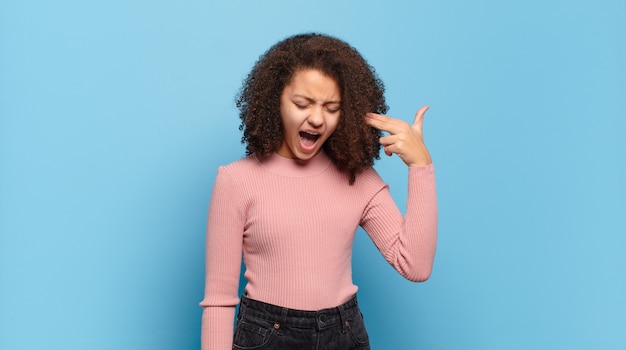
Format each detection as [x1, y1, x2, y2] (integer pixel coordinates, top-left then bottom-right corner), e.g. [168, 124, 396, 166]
[200, 33, 437, 350]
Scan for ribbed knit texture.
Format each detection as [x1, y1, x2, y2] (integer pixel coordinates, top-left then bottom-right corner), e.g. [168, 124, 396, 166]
[199, 152, 437, 350]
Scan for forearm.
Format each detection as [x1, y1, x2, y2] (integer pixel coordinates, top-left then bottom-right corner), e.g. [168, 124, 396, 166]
[395, 164, 438, 281]
[201, 306, 236, 350]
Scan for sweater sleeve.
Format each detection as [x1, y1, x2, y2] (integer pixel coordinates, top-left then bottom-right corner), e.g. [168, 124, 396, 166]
[199, 167, 245, 350]
[360, 164, 438, 282]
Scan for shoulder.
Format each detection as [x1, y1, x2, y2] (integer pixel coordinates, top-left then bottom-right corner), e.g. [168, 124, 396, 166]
[211, 155, 261, 190]
[351, 166, 387, 192]
[210, 156, 261, 206]
[217, 155, 261, 177]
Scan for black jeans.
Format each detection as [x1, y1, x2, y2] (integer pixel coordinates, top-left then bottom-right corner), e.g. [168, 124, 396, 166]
[233, 294, 371, 350]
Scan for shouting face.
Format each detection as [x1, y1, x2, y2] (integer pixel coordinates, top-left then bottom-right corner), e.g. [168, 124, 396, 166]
[277, 69, 341, 160]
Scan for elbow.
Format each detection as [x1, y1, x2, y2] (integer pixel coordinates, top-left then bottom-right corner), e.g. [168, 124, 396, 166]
[400, 263, 433, 282]
[392, 251, 436, 282]
[406, 268, 432, 283]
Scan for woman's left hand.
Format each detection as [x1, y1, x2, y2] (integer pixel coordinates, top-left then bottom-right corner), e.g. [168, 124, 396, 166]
[365, 105, 432, 167]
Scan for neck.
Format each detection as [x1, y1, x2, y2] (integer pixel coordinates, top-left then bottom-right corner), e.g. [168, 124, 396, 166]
[258, 151, 331, 177]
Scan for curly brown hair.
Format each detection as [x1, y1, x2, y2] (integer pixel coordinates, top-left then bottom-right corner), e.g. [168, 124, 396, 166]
[236, 33, 388, 184]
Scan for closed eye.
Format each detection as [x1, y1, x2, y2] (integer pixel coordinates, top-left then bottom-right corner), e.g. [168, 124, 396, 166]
[325, 103, 341, 113]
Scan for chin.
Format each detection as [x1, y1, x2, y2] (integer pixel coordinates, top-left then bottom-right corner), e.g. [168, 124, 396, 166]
[295, 154, 315, 161]
[295, 150, 319, 161]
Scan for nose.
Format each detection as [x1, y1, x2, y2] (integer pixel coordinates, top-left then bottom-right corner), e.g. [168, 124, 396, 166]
[307, 106, 324, 128]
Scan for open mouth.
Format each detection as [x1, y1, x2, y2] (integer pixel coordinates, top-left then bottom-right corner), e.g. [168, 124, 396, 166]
[299, 131, 320, 147]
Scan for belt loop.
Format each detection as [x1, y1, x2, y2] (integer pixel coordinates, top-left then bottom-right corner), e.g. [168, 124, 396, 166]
[338, 302, 348, 334]
[237, 294, 248, 322]
[241, 295, 249, 310]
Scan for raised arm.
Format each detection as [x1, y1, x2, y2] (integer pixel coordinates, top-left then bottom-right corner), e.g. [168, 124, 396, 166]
[361, 106, 437, 281]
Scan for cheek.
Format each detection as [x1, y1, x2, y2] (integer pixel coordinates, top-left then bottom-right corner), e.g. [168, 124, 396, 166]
[328, 114, 341, 133]
[279, 108, 296, 130]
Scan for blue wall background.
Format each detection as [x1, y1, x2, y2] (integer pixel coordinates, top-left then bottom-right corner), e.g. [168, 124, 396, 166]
[1, 0, 625, 349]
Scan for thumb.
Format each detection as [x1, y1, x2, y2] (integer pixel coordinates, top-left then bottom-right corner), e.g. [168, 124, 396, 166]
[412, 105, 430, 131]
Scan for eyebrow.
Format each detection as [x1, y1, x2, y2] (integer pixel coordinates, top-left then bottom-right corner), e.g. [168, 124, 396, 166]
[292, 94, 341, 105]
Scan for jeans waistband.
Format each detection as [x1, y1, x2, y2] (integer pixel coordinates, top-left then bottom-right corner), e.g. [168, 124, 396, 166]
[238, 294, 360, 330]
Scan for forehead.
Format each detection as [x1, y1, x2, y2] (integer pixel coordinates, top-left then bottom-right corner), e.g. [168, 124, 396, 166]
[284, 69, 340, 100]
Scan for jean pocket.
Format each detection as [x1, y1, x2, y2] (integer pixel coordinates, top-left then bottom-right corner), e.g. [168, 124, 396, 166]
[346, 311, 370, 347]
[232, 316, 276, 350]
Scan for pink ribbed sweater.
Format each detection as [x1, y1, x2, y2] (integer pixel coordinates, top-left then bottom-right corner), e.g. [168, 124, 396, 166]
[200, 152, 437, 350]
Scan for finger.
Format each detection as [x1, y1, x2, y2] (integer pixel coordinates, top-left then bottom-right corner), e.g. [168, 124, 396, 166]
[380, 136, 400, 157]
[379, 134, 392, 145]
[412, 105, 430, 131]
[365, 113, 408, 135]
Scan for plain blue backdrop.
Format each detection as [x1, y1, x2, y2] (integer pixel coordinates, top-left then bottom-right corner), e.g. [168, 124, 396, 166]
[1, 0, 625, 349]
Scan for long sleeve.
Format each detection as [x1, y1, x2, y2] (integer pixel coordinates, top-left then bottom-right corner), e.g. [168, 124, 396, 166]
[360, 164, 438, 282]
[199, 167, 245, 350]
